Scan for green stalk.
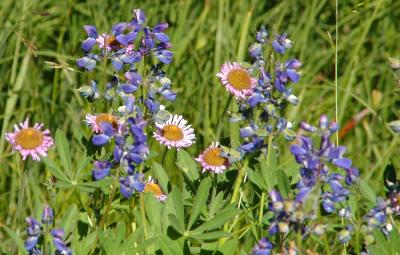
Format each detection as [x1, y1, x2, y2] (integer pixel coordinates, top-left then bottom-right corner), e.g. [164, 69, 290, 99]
[230, 160, 248, 205]
[99, 166, 121, 228]
[258, 192, 265, 225]
[215, 94, 233, 141]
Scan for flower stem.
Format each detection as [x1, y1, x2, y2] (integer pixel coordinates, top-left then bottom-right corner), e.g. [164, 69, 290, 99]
[230, 160, 248, 205]
[140, 193, 148, 239]
[215, 95, 233, 141]
[99, 166, 121, 228]
[258, 192, 265, 225]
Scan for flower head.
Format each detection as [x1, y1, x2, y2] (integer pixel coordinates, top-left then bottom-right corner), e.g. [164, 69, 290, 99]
[85, 113, 120, 133]
[42, 205, 54, 225]
[144, 177, 167, 202]
[217, 62, 257, 99]
[196, 142, 229, 174]
[5, 119, 53, 161]
[51, 229, 72, 255]
[153, 114, 195, 149]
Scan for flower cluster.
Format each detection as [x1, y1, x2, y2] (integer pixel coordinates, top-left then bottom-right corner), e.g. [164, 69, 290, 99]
[216, 26, 301, 163]
[290, 115, 359, 213]
[24, 205, 71, 255]
[77, 9, 176, 115]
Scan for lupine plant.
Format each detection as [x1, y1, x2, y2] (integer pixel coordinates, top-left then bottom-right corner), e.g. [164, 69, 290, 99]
[2, 6, 400, 255]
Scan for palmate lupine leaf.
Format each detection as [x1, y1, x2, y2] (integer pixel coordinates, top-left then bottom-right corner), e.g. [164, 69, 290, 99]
[152, 162, 169, 192]
[55, 129, 73, 180]
[1, 225, 28, 254]
[176, 150, 199, 181]
[187, 177, 211, 230]
[359, 179, 377, 204]
[43, 157, 70, 183]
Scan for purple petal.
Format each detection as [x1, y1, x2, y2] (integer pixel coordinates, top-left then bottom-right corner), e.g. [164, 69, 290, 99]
[112, 58, 123, 71]
[92, 134, 110, 146]
[154, 33, 169, 43]
[286, 69, 300, 83]
[122, 84, 138, 93]
[290, 144, 307, 156]
[285, 59, 302, 69]
[83, 25, 98, 37]
[82, 38, 96, 52]
[269, 190, 283, 202]
[116, 32, 137, 46]
[161, 90, 176, 101]
[153, 22, 169, 32]
[333, 158, 352, 169]
[112, 23, 127, 35]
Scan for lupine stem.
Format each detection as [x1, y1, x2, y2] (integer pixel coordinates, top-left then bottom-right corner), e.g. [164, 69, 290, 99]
[230, 160, 248, 205]
[215, 94, 233, 141]
[258, 192, 265, 225]
[99, 166, 121, 228]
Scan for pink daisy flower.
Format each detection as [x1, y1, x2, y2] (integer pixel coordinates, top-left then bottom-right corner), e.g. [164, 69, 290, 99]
[96, 33, 118, 51]
[5, 119, 54, 161]
[153, 114, 195, 149]
[144, 177, 167, 202]
[196, 142, 229, 174]
[85, 113, 120, 133]
[216, 62, 257, 99]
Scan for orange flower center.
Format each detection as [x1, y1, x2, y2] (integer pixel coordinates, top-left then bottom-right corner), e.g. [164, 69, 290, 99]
[95, 113, 119, 129]
[15, 128, 44, 150]
[162, 124, 184, 141]
[106, 35, 118, 47]
[227, 69, 252, 90]
[203, 148, 226, 166]
[145, 183, 164, 197]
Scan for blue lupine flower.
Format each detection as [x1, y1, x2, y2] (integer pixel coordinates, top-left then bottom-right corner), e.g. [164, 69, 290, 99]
[42, 204, 54, 225]
[25, 217, 41, 252]
[252, 237, 273, 255]
[119, 173, 145, 198]
[82, 25, 98, 52]
[76, 54, 98, 71]
[51, 229, 72, 255]
[92, 160, 112, 180]
[256, 26, 268, 44]
[272, 33, 292, 54]
[92, 122, 115, 146]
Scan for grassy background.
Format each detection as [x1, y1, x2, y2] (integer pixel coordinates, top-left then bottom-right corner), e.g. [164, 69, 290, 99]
[0, 0, 399, 250]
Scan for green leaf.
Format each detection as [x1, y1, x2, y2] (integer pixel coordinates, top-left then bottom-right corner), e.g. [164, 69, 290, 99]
[158, 235, 183, 255]
[43, 157, 70, 182]
[152, 162, 169, 192]
[388, 228, 400, 254]
[190, 230, 229, 240]
[144, 193, 162, 231]
[259, 154, 276, 191]
[277, 170, 290, 199]
[176, 150, 199, 181]
[76, 154, 91, 180]
[247, 169, 267, 190]
[192, 207, 239, 233]
[360, 179, 376, 204]
[1, 225, 28, 254]
[168, 214, 184, 233]
[372, 229, 390, 255]
[60, 204, 79, 235]
[56, 129, 73, 179]
[167, 186, 184, 228]
[187, 177, 211, 230]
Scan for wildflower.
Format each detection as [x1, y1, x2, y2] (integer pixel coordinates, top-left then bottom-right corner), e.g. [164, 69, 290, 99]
[85, 113, 120, 133]
[196, 142, 229, 174]
[92, 160, 112, 180]
[119, 173, 145, 198]
[217, 62, 257, 99]
[252, 237, 273, 255]
[81, 25, 98, 52]
[153, 114, 195, 149]
[51, 229, 72, 255]
[92, 122, 115, 146]
[76, 53, 98, 71]
[42, 204, 54, 225]
[5, 118, 54, 161]
[144, 177, 167, 202]
[25, 217, 41, 252]
[272, 33, 292, 54]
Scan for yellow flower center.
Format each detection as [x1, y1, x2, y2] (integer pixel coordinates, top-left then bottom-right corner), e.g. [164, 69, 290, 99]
[95, 113, 118, 129]
[203, 148, 226, 166]
[145, 183, 164, 196]
[227, 69, 252, 90]
[162, 124, 184, 141]
[15, 128, 44, 150]
[106, 35, 118, 47]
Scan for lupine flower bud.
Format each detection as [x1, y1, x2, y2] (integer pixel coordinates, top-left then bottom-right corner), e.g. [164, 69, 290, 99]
[42, 204, 54, 225]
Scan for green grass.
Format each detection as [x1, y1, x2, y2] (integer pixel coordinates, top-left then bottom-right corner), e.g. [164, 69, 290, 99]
[0, 0, 399, 253]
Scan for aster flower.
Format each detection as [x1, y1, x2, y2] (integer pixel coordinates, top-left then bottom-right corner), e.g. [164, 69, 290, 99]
[217, 62, 257, 99]
[5, 118, 54, 161]
[196, 142, 229, 174]
[153, 114, 195, 149]
[144, 177, 167, 202]
[85, 113, 120, 133]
